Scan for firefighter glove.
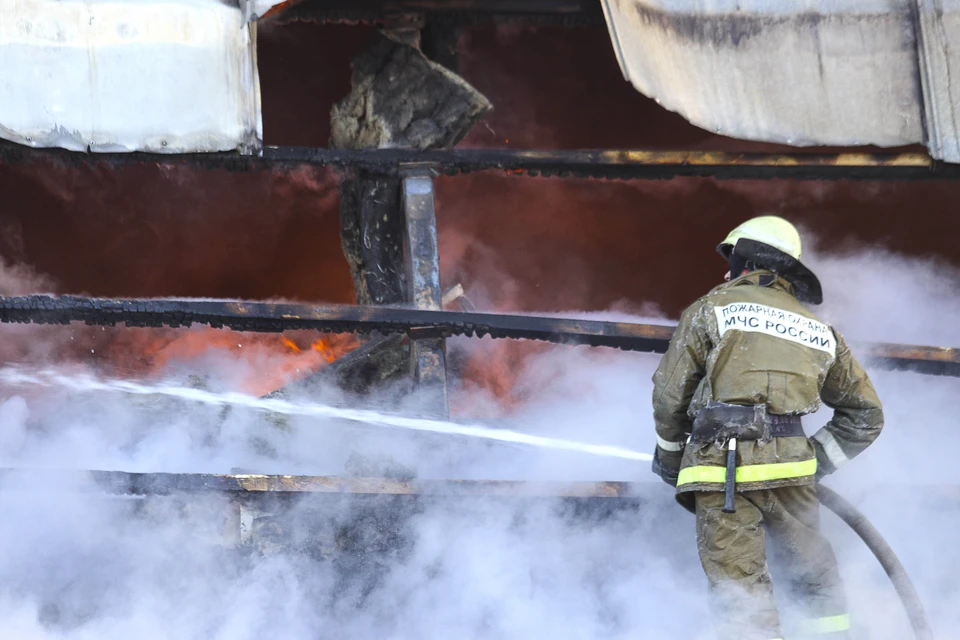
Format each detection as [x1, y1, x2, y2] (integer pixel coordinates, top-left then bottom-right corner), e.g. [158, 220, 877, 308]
[652, 445, 683, 487]
[811, 438, 837, 482]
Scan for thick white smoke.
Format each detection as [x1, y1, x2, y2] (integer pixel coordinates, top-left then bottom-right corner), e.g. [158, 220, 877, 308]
[0, 240, 955, 639]
[802, 246, 960, 639]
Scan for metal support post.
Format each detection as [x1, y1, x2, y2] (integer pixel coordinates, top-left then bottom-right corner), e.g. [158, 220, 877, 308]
[400, 162, 448, 418]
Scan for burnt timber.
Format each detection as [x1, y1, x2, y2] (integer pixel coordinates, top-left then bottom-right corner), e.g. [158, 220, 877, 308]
[0, 468, 638, 498]
[329, 29, 491, 415]
[0, 142, 953, 180]
[264, 0, 606, 26]
[0, 295, 957, 376]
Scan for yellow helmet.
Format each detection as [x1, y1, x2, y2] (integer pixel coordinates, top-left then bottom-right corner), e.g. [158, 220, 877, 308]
[717, 215, 822, 304]
[717, 215, 803, 261]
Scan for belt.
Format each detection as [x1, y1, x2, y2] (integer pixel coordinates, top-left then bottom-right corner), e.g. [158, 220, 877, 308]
[692, 402, 806, 515]
[691, 401, 805, 444]
[767, 413, 804, 438]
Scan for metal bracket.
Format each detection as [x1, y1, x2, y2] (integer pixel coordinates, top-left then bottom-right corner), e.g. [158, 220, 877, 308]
[399, 162, 448, 418]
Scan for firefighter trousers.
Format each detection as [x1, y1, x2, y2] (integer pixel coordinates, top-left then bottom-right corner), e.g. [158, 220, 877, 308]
[695, 485, 850, 640]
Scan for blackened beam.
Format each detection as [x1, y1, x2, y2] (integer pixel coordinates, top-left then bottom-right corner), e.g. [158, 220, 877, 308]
[266, 148, 952, 181]
[268, 0, 605, 26]
[0, 295, 957, 376]
[1, 141, 953, 181]
[0, 294, 674, 351]
[0, 468, 640, 498]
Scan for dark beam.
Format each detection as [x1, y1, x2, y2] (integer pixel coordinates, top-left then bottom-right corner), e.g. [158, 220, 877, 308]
[0, 295, 957, 376]
[0, 294, 675, 352]
[338, 171, 407, 305]
[0, 468, 641, 498]
[1, 141, 954, 180]
[268, 148, 949, 180]
[266, 0, 605, 26]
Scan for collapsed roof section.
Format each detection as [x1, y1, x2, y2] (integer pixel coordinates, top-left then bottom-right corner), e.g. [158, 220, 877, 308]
[601, 0, 960, 161]
[0, 0, 263, 154]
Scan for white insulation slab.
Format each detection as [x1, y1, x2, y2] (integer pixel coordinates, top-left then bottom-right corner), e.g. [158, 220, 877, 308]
[602, 0, 960, 162]
[0, 0, 262, 154]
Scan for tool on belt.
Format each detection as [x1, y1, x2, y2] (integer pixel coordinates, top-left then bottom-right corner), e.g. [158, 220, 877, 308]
[692, 401, 804, 513]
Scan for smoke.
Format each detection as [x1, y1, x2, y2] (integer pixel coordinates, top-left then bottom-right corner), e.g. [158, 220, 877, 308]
[0, 343, 704, 639]
[0, 236, 956, 640]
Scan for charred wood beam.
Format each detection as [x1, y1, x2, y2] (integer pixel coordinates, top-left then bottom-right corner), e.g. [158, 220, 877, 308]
[0, 468, 641, 498]
[268, 148, 950, 180]
[339, 172, 407, 306]
[331, 30, 489, 402]
[267, 0, 605, 27]
[332, 30, 491, 308]
[0, 294, 674, 351]
[0, 295, 957, 376]
[1, 141, 954, 180]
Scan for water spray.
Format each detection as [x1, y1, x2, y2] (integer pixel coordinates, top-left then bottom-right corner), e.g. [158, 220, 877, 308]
[0, 367, 653, 463]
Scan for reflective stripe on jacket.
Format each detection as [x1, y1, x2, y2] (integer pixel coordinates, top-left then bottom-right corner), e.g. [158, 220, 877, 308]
[652, 271, 884, 494]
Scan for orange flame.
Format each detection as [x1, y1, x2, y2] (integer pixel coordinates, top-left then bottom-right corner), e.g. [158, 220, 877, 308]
[280, 335, 302, 353]
[311, 338, 337, 363]
[69, 327, 359, 398]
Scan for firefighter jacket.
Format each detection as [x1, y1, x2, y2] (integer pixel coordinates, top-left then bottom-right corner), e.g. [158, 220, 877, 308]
[652, 270, 883, 494]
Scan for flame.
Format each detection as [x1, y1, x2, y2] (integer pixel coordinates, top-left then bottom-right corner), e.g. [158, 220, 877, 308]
[280, 335, 302, 353]
[56, 326, 359, 398]
[279, 334, 340, 363]
[311, 338, 337, 363]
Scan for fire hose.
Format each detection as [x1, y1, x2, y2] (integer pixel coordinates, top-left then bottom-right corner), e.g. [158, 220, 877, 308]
[816, 485, 935, 640]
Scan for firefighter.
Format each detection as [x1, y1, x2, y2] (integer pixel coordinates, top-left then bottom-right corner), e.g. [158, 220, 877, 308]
[651, 216, 883, 640]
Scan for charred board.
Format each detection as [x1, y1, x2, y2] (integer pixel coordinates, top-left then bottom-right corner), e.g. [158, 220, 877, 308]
[0, 295, 957, 376]
[264, 0, 607, 27]
[0, 468, 641, 498]
[0, 295, 673, 351]
[2, 142, 956, 181]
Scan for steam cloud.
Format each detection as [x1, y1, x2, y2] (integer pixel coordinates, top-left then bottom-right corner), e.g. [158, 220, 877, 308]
[0, 239, 955, 639]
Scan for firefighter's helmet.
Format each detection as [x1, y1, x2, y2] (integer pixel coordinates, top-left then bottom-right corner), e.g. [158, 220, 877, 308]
[717, 215, 803, 261]
[716, 215, 822, 305]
